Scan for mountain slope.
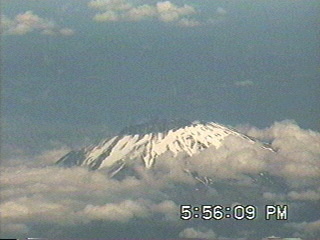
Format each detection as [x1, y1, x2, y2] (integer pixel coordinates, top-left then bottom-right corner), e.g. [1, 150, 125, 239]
[56, 119, 273, 177]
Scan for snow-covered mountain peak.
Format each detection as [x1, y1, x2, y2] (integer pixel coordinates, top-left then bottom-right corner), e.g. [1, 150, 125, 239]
[119, 118, 193, 135]
[57, 120, 273, 176]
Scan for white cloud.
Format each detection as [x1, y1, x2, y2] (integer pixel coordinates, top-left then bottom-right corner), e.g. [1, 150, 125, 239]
[288, 188, 320, 201]
[82, 199, 149, 222]
[41, 29, 56, 36]
[81, 198, 178, 222]
[88, 1, 230, 27]
[216, 7, 227, 16]
[179, 227, 217, 238]
[185, 135, 269, 179]
[2, 146, 71, 168]
[1, 11, 75, 36]
[241, 120, 320, 181]
[93, 10, 120, 22]
[1, 197, 70, 223]
[59, 28, 75, 36]
[263, 192, 286, 201]
[206, 7, 228, 26]
[234, 80, 254, 86]
[0, 162, 181, 236]
[177, 18, 201, 27]
[88, 0, 200, 26]
[286, 219, 320, 238]
[156, 1, 196, 22]
[125, 5, 156, 21]
[151, 200, 178, 221]
[35, 147, 71, 165]
[88, 0, 132, 11]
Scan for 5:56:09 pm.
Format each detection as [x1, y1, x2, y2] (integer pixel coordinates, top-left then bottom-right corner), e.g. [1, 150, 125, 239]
[180, 205, 257, 220]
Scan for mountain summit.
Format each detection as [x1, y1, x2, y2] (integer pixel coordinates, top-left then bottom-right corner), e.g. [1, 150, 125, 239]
[119, 118, 193, 135]
[56, 119, 273, 177]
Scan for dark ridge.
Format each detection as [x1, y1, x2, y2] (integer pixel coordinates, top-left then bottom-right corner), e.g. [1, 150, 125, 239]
[56, 150, 86, 167]
[119, 118, 194, 135]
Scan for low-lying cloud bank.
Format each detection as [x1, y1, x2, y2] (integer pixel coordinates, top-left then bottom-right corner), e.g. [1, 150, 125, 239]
[1, 120, 319, 238]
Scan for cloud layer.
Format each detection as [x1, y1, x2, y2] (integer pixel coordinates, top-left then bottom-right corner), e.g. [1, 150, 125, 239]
[1, 121, 319, 238]
[1, 11, 75, 36]
[88, 0, 201, 26]
[179, 227, 217, 238]
[240, 120, 320, 180]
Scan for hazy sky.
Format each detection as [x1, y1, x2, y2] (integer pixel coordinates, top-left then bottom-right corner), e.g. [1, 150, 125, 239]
[1, 0, 320, 238]
[2, 0, 319, 156]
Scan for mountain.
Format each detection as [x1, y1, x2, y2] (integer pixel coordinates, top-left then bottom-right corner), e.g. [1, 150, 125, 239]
[56, 119, 274, 178]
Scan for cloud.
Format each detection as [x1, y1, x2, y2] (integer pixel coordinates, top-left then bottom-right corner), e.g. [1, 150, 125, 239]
[240, 120, 320, 181]
[287, 188, 320, 201]
[2, 146, 71, 168]
[185, 135, 270, 180]
[1, 121, 319, 238]
[88, 0, 201, 26]
[1, 223, 29, 236]
[82, 199, 150, 222]
[207, 7, 228, 26]
[177, 18, 201, 27]
[286, 219, 320, 238]
[93, 10, 120, 22]
[1, 11, 75, 36]
[35, 147, 72, 165]
[263, 188, 320, 202]
[59, 28, 75, 36]
[88, 1, 230, 27]
[156, 1, 196, 22]
[81, 199, 178, 222]
[234, 80, 254, 87]
[179, 227, 217, 238]
[216, 7, 227, 16]
[88, 0, 132, 11]
[263, 192, 286, 201]
[0, 164, 180, 237]
[125, 5, 157, 21]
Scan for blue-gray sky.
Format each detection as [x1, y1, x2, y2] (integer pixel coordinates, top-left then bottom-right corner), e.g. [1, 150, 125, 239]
[2, 0, 320, 156]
